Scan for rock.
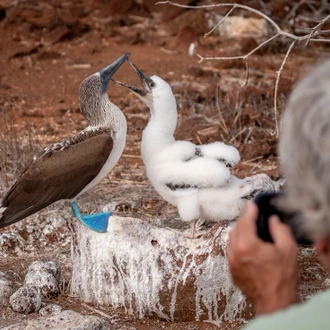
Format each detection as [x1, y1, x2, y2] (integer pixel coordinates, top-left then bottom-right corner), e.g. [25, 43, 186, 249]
[10, 286, 42, 314]
[206, 13, 269, 39]
[39, 303, 63, 316]
[9, 260, 60, 314]
[69, 217, 250, 323]
[0, 271, 15, 307]
[245, 173, 283, 196]
[1, 310, 110, 330]
[0, 232, 26, 256]
[24, 260, 61, 299]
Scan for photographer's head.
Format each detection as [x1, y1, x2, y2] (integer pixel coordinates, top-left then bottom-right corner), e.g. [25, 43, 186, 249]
[280, 59, 330, 244]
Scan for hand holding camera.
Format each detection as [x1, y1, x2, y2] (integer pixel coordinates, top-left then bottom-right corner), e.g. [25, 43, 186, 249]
[254, 192, 312, 245]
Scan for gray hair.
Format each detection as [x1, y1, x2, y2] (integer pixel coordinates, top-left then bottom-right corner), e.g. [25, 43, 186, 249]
[279, 59, 330, 240]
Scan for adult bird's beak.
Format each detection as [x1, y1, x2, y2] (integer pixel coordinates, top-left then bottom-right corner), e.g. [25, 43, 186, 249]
[111, 58, 153, 103]
[99, 52, 131, 93]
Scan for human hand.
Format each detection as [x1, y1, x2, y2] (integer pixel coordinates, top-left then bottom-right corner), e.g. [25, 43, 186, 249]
[227, 201, 299, 315]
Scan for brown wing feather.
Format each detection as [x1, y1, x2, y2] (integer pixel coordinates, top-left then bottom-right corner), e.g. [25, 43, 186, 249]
[0, 132, 113, 227]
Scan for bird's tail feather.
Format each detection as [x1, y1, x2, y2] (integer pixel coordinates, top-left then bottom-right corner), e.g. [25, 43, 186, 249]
[0, 204, 45, 228]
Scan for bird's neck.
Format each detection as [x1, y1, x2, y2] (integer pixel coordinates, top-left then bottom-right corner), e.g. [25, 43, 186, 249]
[141, 94, 177, 158]
[82, 93, 126, 134]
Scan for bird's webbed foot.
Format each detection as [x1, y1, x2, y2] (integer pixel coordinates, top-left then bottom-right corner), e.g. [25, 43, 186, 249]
[71, 202, 111, 233]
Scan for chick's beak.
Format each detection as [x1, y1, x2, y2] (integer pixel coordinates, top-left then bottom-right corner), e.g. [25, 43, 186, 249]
[111, 58, 152, 98]
[127, 58, 152, 91]
[112, 79, 147, 97]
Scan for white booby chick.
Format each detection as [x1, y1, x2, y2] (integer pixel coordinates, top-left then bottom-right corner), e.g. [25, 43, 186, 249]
[114, 59, 252, 238]
[0, 53, 130, 233]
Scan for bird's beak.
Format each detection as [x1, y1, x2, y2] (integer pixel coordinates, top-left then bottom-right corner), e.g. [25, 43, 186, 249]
[99, 52, 130, 92]
[111, 58, 152, 99]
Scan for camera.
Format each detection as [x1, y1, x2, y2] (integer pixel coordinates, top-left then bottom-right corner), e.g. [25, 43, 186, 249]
[254, 192, 312, 245]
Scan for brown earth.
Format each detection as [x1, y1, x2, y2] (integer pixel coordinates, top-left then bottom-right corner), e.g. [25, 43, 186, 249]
[0, 0, 330, 329]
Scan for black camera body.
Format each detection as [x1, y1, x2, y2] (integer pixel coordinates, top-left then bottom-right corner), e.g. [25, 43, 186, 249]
[254, 192, 312, 245]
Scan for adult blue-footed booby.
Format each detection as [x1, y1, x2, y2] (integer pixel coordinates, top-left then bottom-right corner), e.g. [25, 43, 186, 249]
[114, 59, 252, 238]
[0, 53, 130, 233]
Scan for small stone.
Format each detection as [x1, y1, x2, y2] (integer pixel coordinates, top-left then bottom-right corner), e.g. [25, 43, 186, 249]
[39, 303, 62, 316]
[0, 271, 15, 306]
[206, 12, 269, 39]
[0, 232, 26, 256]
[245, 173, 282, 196]
[299, 248, 313, 257]
[10, 286, 42, 314]
[1, 310, 110, 330]
[52, 216, 65, 228]
[24, 260, 60, 299]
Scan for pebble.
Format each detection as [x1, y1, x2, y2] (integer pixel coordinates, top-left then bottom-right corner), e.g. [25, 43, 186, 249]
[10, 286, 42, 314]
[24, 260, 61, 299]
[0, 271, 15, 306]
[0, 232, 26, 256]
[39, 303, 63, 316]
[1, 310, 110, 330]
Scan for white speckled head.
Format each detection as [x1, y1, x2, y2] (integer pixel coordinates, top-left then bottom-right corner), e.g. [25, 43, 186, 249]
[78, 53, 129, 125]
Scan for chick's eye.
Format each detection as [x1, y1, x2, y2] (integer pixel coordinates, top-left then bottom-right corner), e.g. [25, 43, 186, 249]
[149, 81, 155, 88]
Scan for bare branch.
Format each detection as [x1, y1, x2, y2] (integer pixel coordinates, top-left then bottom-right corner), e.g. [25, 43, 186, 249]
[256, 0, 271, 17]
[274, 40, 297, 138]
[242, 58, 249, 87]
[157, 1, 330, 137]
[305, 13, 330, 45]
[157, 1, 330, 42]
[215, 85, 229, 135]
[204, 6, 235, 38]
[197, 34, 280, 62]
[229, 127, 247, 144]
[284, 0, 307, 21]
[157, 2, 284, 36]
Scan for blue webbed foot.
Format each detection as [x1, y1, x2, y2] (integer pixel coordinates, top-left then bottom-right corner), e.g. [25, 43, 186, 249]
[71, 202, 111, 233]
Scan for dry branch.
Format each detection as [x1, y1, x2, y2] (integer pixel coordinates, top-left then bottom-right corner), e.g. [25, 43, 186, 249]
[157, 1, 330, 137]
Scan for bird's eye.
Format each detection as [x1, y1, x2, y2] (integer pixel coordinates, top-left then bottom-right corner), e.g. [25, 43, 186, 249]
[149, 81, 155, 88]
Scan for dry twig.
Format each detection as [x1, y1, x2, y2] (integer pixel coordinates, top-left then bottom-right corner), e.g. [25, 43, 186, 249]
[157, 1, 330, 137]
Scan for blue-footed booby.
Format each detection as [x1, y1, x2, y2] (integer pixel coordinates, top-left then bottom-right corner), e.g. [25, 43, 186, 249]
[113, 59, 252, 238]
[0, 53, 130, 233]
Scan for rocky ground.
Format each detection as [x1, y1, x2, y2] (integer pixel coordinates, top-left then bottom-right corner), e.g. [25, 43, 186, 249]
[0, 0, 330, 329]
